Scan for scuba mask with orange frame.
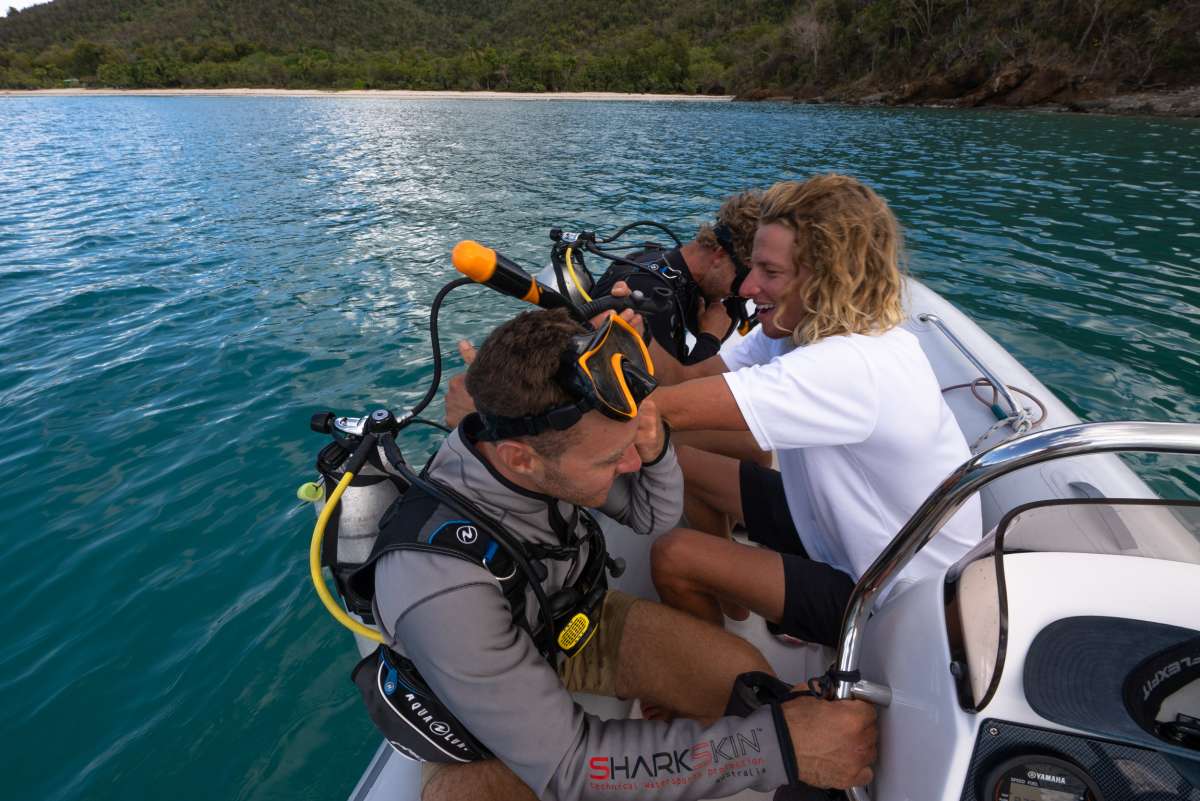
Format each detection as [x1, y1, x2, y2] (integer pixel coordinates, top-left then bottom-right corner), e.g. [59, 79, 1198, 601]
[477, 313, 657, 441]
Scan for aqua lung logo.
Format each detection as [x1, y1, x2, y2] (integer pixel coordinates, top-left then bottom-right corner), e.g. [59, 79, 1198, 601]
[588, 729, 763, 780]
[456, 525, 478, 545]
[1028, 770, 1067, 784]
[404, 693, 469, 752]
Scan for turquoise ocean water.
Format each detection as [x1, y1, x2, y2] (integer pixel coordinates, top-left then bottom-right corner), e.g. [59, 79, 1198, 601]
[0, 97, 1197, 801]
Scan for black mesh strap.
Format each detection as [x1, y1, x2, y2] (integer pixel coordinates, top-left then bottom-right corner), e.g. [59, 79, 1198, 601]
[769, 701, 802, 786]
[475, 398, 591, 441]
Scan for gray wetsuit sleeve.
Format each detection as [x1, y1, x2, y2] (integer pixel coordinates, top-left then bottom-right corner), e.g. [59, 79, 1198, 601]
[597, 440, 682, 536]
[391, 564, 792, 800]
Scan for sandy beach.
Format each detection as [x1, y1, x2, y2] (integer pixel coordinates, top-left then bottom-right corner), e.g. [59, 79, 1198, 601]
[1, 87, 733, 101]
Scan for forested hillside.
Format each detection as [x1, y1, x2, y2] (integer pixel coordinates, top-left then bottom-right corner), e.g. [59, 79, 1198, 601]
[2, 0, 1197, 105]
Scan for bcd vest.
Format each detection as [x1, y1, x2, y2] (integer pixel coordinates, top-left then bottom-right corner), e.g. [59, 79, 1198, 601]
[344, 477, 612, 763]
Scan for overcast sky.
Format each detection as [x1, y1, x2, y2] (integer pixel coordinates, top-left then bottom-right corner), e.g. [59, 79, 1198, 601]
[6, 0, 52, 13]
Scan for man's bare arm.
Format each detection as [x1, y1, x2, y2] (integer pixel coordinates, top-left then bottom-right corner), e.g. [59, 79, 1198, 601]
[652, 374, 749, 432]
[676, 348, 729, 381]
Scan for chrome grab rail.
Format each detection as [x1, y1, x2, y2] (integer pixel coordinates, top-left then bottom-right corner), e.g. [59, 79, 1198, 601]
[917, 313, 1028, 428]
[834, 421, 1200, 801]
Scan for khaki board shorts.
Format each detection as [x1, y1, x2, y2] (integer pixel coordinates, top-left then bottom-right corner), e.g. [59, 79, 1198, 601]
[419, 589, 639, 796]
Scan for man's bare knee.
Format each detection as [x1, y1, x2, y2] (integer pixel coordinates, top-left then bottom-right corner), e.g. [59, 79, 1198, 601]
[651, 529, 704, 586]
[722, 628, 773, 675]
[650, 529, 687, 570]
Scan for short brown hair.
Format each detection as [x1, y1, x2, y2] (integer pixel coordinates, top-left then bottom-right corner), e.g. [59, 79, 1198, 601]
[466, 308, 586, 454]
[760, 175, 905, 345]
[696, 189, 762, 264]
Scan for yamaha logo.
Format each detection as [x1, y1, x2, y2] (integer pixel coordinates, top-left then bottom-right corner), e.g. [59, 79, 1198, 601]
[456, 525, 478, 545]
[1028, 770, 1067, 784]
[430, 721, 452, 736]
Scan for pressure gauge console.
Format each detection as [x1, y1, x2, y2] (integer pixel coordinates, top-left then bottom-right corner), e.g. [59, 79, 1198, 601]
[984, 754, 1103, 801]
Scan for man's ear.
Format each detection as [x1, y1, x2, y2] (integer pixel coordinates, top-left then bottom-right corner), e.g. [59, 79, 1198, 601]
[494, 439, 541, 479]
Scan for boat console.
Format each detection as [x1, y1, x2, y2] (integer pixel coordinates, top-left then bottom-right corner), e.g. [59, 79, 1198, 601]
[846, 423, 1200, 801]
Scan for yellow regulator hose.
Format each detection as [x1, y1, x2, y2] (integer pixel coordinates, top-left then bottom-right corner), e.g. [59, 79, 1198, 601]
[310, 467, 385, 643]
[565, 247, 593, 302]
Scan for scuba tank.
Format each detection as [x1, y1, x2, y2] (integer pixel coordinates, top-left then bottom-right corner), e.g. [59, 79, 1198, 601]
[304, 411, 408, 627]
[535, 229, 597, 308]
[536, 226, 677, 314]
[301, 406, 621, 764]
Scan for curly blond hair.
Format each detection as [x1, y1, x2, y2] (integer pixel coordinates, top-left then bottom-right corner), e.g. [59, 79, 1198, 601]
[696, 189, 762, 264]
[760, 175, 905, 345]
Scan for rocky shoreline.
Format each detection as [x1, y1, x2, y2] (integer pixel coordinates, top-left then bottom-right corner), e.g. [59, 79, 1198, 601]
[740, 67, 1200, 118]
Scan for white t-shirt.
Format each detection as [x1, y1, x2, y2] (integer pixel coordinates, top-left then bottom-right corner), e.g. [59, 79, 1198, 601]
[722, 326, 982, 586]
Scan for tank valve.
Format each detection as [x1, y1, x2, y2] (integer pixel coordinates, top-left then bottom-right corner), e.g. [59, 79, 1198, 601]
[368, 408, 397, 432]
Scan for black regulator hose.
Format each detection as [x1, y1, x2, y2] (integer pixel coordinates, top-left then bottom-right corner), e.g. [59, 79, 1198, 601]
[406, 417, 451, 433]
[575, 286, 674, 320]
[600, 220, 682, 247]
[582, 240, 659, 272]
[406, 276, 475, 424]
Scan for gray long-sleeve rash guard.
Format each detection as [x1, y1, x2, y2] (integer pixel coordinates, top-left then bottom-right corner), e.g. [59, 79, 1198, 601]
[373, 419, 796, 800]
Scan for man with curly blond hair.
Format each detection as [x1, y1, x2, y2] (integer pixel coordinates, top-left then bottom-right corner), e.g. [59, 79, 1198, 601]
[591, 190, 761, 386]
[649, 174, 982, 647]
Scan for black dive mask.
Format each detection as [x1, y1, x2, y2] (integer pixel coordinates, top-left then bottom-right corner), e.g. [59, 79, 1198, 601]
[713, 222, 750, 296]
[713, 223, 758, 335]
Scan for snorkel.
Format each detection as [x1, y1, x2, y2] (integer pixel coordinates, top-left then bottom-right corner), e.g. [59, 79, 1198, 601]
[451, 239, 674, 323]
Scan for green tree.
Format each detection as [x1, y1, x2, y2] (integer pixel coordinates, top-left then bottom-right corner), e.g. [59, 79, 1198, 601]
[66, 39, 104, 78]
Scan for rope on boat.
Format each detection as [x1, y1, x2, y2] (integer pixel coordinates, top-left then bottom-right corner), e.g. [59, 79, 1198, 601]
[941, 378, 1048, 453]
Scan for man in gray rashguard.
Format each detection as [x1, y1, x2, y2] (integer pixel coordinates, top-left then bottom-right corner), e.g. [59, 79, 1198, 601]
[357, 308, 877, 801]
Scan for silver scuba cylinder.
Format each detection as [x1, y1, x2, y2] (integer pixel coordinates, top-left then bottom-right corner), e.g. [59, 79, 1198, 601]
[309, 435, 406, 657]
[535, 250, 595, 309]
[314, 440, 402, 566]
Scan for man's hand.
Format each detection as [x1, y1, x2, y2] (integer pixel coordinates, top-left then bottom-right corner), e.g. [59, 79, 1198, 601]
[444, 340, 478, 429]
[697, 297, 733, 339]
[781, 694, 877, 789]
[600, 280, 645, 336]
[633, 397, 666, 463]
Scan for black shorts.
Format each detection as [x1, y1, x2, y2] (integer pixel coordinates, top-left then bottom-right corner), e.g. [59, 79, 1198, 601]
[739, 461, 855, 647]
